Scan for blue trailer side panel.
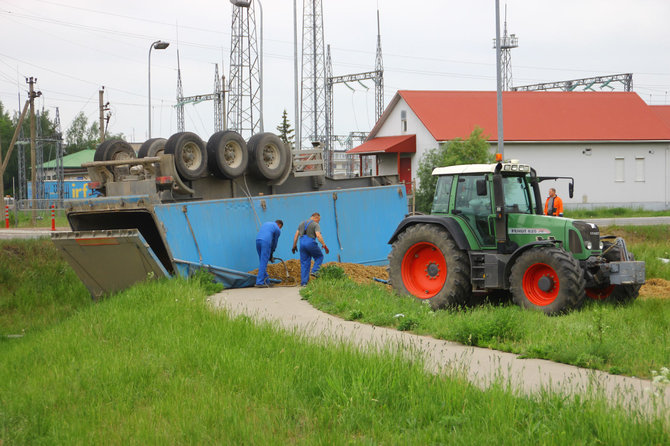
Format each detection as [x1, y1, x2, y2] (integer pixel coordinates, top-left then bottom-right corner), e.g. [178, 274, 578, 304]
[153, 185, 407, 275]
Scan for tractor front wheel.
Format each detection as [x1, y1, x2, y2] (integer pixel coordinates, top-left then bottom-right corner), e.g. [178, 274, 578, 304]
[510, 246, 585, 315]
[388, 224, 471, 310]
[585, 240, 640, 304]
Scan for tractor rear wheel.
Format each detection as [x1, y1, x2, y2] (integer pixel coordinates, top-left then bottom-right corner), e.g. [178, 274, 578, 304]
[585, 240, 640, 304]
[388, 224, 471, 310]
[510, 246, 585, 315]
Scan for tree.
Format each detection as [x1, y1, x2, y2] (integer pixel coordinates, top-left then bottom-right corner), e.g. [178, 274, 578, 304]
[414, 127, 494, 213]
[65, 112, 99, 153]
[276, 109, 295, 146]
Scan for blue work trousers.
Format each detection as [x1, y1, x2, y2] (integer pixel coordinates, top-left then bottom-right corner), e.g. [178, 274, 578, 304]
[256, 239, 273, 285]
[299, 235, 323, 286]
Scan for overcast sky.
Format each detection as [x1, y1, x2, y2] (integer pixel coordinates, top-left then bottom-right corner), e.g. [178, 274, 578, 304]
[0, 0, 668, 145]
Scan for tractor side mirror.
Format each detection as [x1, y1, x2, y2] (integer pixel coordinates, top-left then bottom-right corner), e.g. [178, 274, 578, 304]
[569, 182, 574, 199]
[476, 179, 487, 196]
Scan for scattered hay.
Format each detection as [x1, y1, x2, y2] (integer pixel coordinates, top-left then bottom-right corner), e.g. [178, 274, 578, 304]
[639, 278, 670, 300]
[249, 259, 389, 287]
[249, 259, 670, 299]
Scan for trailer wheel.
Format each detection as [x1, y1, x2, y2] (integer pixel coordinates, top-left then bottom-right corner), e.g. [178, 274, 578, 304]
[94, 139, 135, 162]
[585, 241, 640, 304]
[138, 138, 167, 158]
[206, 131, 248, 179]
[510, 246, 585, 315]
[388, 224, 471, 310]
[93, 139, 114, 162]
[247, 132, 288, 180]
[165, 132, 208, 181]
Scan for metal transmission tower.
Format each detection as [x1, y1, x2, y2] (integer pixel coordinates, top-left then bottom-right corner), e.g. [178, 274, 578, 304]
[213, 64, 224, 132]
[54, 107, 64, 202]
[512, 73, 634, 92]
[301, 0, 327, 151]
[374, 10, 384, 120]
[228, 0, 262, 139]
[324, 11, 384, 176]
[35, 110, 44, 201]
[175, 63, 226, 133]
[176, 50, 185, 132]
[492, 6, 518, 91]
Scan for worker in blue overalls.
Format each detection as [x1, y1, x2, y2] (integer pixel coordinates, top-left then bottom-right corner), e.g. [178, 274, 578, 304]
[291, 212, 329, 286]
[255, 219, 283, 287]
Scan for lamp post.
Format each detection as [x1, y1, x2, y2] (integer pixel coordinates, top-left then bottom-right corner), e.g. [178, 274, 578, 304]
[148, 40, 170, 139]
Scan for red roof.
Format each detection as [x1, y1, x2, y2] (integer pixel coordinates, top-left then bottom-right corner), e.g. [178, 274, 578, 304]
[371, 91, 670, 142]
[347, 134, 416, 154]
[650, 105, 670, 129]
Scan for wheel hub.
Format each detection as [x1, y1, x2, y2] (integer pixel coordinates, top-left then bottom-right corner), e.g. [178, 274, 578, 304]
[537, 275, 554, 292]
[426, 262, 440, 279]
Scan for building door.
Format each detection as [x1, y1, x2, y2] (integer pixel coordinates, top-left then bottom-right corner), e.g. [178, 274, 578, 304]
[399, 157, 412, 194]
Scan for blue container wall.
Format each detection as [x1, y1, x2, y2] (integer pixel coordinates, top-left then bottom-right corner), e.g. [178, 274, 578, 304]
[28, 180, 99, 200]
[153, 185, 407, 274]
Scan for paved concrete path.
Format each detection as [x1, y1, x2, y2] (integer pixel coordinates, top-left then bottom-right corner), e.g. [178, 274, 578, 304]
[211, 286, 670, 418]
[0, 228, 65, 240]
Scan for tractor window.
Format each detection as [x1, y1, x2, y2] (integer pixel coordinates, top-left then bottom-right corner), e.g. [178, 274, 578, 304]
[502, 176, 532, 214]
[432, 175, 454, 213]
[454, 174, 495, 246]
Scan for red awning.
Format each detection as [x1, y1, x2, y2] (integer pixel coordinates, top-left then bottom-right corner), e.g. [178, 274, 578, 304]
[347, 135, 416, 154]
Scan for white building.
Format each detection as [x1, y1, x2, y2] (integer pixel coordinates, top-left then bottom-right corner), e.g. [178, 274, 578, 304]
[348, 91, 670, 210]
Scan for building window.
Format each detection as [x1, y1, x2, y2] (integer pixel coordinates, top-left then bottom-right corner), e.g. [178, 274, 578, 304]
[400, 110, 407, 133]
[635, 157, 645, 182]
[614, 157, 625, 182]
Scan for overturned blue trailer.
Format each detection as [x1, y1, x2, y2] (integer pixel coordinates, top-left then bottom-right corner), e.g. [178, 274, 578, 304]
[51, 133, 408, 298]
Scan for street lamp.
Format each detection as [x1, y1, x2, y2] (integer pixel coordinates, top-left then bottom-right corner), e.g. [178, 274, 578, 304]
[148, 40, 170, 139]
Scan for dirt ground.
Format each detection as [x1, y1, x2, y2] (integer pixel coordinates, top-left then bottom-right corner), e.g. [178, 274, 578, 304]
[251, 260, 670, 300]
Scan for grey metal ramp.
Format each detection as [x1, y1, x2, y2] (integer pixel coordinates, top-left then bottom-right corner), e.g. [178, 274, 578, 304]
[51, 229, 169, 299]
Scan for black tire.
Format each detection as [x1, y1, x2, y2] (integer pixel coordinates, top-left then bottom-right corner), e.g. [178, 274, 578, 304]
[138, 138, 167, 158]
[388, 224, 471, 310]
[247, 132, 288, 180]
[510, 246, 585, 315]
[101, 139, 136, 162]
[206, 131, 248, 179]
[93, 139, 114, 162]
[585, 241, 640, 304]
[164, 132, 208, 181]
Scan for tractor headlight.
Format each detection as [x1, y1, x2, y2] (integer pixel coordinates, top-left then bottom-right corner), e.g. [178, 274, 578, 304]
[599, 241, 604, 250]
[585, 241, 592, 250]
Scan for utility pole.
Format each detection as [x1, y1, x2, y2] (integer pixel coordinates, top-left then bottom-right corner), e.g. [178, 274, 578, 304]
[99, 87, 109, 143]
[28, 77, 42, 225]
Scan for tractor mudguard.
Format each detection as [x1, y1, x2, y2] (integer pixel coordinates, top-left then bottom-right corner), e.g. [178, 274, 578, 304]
[503, 240, 562, 288]
[388, 215, 471, 251]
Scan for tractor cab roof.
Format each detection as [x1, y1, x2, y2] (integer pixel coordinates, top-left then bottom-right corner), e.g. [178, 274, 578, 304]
[432, 161, 532, 176]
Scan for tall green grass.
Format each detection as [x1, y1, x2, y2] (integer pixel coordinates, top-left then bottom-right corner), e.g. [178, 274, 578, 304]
[600, 225, 670, 280]
[1, 277, 667, 444]
[304, 274, 670, 379]
[567, 207, 670, 219]
[0, 239, 90, 336]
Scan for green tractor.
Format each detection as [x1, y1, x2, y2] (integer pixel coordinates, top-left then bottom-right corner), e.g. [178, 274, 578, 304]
[388, 159, 646, 315]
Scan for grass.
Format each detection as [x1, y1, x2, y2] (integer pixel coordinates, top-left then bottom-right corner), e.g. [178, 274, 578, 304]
[2, 275, 668, 444]
[3, 208, 69, 228]
[304, 266, 670, 380]
[601, 225, 670, 280]
[567, 206, 670, 219]
[0, 239, 91, 336]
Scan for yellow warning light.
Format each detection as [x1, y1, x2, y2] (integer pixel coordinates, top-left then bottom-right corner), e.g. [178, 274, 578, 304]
[495, 153, 503, 162]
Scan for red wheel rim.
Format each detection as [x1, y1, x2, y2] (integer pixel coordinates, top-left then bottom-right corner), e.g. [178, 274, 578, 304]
[522, 262, 560, 306]
[586, 285, 615, 300]
[401, 242, 447, 298]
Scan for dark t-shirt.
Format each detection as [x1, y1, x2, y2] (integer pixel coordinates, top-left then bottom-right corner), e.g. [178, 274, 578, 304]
[297, 219, 320, 239]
